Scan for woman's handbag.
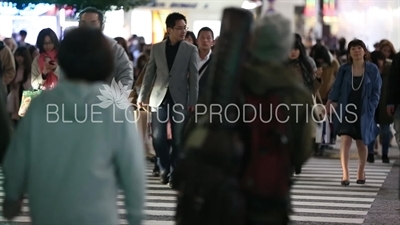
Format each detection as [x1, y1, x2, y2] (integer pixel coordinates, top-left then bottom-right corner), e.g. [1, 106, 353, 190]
[312, 94, 324, 122]
[315, 119, 332, 144]
[134, 106, 155, 157]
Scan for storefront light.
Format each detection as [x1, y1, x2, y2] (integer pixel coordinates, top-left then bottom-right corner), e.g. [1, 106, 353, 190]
[59, 8, 66, 27]
[0, 2, 54, 16]
[241, 0, 262, 10]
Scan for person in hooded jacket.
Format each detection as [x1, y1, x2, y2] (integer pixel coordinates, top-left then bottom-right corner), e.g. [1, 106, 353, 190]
[242, 13, 314, 225]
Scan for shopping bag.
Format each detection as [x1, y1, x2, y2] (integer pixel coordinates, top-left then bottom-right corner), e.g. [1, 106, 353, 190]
[18, 90, 42, 117]
[134, 108, 149, 141]
[328, 122, 336, 145]
[315, 122, 323, 143]
[133, 106, 155, 157]
[312, 94, 324, 122]
[315, 119, 331, 144]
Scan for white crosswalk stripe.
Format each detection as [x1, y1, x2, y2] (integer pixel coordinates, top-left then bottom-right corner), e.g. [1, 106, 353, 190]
[290, 158, 393, 224]
[0, 158, 393, 224]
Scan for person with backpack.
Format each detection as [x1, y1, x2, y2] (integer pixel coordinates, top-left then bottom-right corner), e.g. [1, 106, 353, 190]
[240, 13, 314, 225]
[173, 10, 313, 225]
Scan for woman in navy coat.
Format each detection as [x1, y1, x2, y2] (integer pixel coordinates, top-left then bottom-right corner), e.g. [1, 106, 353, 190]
[326, 39, 382, 186]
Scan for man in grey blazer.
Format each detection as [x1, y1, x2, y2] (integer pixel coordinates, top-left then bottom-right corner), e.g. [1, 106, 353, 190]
[78, 7, 133, 87]
[138, 12, 199, 187]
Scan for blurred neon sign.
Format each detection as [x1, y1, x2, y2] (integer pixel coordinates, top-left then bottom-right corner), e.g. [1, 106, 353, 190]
[304, 0, 336, 16]
[304, 0, 316, 16]
[323, 0, 336, 16]
[0, 2, 56, 16]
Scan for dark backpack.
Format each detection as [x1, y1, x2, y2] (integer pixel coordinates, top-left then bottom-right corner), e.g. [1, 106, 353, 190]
[238, 61, 314, 223]
[173, 129, 246, 225]
[173, 7, 253, 225]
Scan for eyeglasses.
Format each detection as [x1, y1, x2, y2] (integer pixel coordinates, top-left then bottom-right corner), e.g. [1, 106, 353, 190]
[44, 42, 54, 46]
[174, 27, 189, 31]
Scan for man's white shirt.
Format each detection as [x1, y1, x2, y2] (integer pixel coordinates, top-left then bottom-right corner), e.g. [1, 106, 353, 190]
[198, 49, 212, 70]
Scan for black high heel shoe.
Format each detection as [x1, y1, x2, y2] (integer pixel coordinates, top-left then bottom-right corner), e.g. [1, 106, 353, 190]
[356, 172, 366, 184]
[341, 180, 350, 186]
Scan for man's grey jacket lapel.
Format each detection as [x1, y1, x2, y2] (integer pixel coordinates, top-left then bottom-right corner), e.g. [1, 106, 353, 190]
[158, 41, 168, 74]
[170, 43, 186, 76]
[157, 40, 187, 76]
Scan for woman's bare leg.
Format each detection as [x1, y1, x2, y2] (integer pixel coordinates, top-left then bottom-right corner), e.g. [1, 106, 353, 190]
[340, 135, 353, 180]
[355, 140, 367, 179]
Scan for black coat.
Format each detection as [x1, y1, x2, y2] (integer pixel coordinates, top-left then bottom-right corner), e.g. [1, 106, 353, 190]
[0, 83, 12, 163]
[198, 54, 213, 103]
[387, 52, 400, 107]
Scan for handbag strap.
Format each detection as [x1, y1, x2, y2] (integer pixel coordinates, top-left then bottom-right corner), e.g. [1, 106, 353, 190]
[199, 55, 212, 76]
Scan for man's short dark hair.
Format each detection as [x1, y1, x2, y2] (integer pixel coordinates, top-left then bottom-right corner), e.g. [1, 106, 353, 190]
[165, 12, 187, 28]
[19, 30, 27, 36]
[79, 7, 105, 24]
[197, 27, 214, 39]
[58, 27, 114, 82]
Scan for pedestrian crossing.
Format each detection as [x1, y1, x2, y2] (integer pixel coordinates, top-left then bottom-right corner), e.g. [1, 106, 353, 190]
[290, 158, 393, 224]
[0, 158, 394, 224]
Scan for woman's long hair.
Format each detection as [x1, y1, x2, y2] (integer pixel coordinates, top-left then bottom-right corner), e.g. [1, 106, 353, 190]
[36, 28, 59, 53]
[292, 38, 314, 75]
[370, 51, 385, 66]
[378, 40, 396, 60]
[14, 47, 32, 85]
[114, 37, 133, 61]
[312, 45, 332, 67]
[289, 38, 315, 90]
[185, 31, 197, 46]
[28, 45, 38, 59]
[137, 54, 149, 71]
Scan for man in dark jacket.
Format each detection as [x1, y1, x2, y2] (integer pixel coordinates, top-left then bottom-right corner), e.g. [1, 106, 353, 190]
[386, 52, 400, 150]
[386, 52, 400, 200]
[0, 82, 12, 163]
[197, 27, 214, 103]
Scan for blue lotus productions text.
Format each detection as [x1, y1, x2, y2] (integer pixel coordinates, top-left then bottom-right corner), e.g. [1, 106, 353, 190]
[193, 103, 358, 124]
[45, 103, 358, 124]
